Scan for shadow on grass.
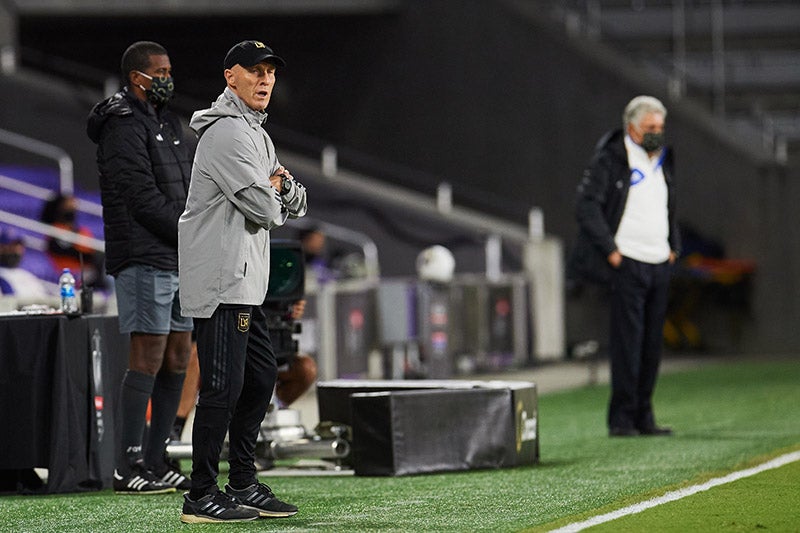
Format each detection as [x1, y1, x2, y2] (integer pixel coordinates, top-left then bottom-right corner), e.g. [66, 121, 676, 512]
[530, 459, 581, 468]
[674, 431, 791, 441]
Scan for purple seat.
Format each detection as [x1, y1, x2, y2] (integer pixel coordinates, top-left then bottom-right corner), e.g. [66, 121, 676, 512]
[20, 248, 60, 284]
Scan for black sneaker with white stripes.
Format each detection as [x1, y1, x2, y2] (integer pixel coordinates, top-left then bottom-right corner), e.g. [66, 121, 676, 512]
[113, 464, 175, 495]
[180, 490, 259, 524]
[153, 463, 191, 490]
[224, 482, 298, 518]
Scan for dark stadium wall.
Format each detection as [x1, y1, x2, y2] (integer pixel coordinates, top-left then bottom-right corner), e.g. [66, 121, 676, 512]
[266, 0, 795, 354]
[12, 1, 800, 353]
[0, 70, 99, 186]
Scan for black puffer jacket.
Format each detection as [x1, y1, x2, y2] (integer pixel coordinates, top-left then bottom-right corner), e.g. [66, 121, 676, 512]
[87, 88, 193, 275]
[567, 128, 680, 286]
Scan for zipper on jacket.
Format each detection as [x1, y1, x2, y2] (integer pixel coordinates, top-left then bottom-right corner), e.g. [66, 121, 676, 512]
[243, 262, 247, 277]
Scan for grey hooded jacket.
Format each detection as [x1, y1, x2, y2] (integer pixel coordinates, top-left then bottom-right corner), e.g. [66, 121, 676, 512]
[178, 87, 307, 318]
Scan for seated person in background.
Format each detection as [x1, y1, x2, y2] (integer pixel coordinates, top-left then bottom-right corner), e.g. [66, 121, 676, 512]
[39, 193, 105, 287]
[298, 227, 337, 290]
[274, 298, 318, 408]
[0, 227, 53, 302]
[171, 330, 201, 441]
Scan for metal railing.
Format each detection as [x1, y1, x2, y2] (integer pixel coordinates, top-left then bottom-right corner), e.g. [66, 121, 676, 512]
[285, 215, 380, 282]
[0, 172, 102, 217]
[0, 209, 105, 252]
[0, 127, 74, 194]
[0, 170, 105, 252]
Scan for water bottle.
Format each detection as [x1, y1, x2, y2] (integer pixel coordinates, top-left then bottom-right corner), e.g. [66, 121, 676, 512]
[59, 268, 78, 313]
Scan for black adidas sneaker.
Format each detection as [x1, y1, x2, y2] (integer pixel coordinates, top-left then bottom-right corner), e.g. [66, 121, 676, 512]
[113, 464, 175, 495]
[224, 482, 298, 518]
[152, 461, 191, 490]
[180, 490, 259, 524]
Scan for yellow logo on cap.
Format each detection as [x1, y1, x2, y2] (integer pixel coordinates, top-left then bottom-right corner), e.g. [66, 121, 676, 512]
[254, 41, 265, 48]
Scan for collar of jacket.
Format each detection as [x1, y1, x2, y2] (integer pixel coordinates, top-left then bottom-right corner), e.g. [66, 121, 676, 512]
[122, 86, 163, 120]
[602, 128, 671, 168]
[223, 86, 269, 128]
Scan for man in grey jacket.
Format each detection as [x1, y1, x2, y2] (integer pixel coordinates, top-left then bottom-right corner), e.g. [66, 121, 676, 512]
[178, 40, 306, 524]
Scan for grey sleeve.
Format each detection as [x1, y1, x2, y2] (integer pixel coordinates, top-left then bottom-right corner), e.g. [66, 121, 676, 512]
[205, 123, 287, 228]
[233, 184, 288, 229]
[280, 179, 308, 219]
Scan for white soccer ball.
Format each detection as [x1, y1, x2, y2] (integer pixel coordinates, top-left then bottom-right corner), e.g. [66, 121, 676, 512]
[416, 245, 455, 283]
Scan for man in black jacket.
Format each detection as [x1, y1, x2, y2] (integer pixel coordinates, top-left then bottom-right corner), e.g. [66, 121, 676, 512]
[571, 95, 680, 437]
[87, 41, 193, 493]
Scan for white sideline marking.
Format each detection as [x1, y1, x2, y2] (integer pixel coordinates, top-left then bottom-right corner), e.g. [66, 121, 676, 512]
[550, 450, 800, 533]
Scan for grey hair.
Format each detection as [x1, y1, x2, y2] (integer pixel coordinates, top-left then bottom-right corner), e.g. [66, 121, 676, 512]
[623, 95, 667, 129]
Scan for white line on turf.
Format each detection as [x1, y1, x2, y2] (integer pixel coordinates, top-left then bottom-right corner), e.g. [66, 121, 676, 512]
[549, 450, 800, 533]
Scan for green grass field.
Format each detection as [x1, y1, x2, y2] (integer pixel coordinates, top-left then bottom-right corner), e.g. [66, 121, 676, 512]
[2, 357, 799, 532]
[584, 458, 800, 532]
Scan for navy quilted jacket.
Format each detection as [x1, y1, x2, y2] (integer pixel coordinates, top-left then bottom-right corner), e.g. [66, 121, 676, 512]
[87, 88, 193, 275]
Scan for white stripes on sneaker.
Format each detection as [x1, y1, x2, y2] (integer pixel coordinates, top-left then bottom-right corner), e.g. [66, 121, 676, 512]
[125, 475, 151, 491]
[200, 500, 227, 518]
[244, 492, 269, 505]
[161, 470, 188, 487]
[113, 469, 173, 494]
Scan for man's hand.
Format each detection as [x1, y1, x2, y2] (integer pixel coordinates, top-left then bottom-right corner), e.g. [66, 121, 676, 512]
[608, 250, 623, 268]
[269, 166, 294, 192]
[669, 251, 678, 265]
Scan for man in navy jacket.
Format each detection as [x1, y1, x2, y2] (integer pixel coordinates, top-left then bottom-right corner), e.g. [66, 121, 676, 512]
[88, 41, 193, 492]
[571, 95, 680, 437]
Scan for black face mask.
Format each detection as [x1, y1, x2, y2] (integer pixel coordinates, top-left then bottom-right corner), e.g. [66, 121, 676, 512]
[59, 210, 76, 224]
[137, 71, 175, 107]
[0, 253, 22, 268]
[641, 132, 665, 153]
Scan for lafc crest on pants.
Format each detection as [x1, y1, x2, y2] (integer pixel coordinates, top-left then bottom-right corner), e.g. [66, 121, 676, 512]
[237, 312, 251, 332]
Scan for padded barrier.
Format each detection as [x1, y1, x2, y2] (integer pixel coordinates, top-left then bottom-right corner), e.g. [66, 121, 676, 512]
[317, 380, 538, 476]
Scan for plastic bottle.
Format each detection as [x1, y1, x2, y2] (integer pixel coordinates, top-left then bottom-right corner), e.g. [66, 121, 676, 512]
[59, 268, 78, 313]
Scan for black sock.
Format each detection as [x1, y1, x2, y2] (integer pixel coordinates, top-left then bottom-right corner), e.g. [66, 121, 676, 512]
[118, 370, 155, 475]
[188, 478, 219, 501]
[188, 489, 211, 501]
[144, 371, 186, 473]
[172, 416, 186, 441]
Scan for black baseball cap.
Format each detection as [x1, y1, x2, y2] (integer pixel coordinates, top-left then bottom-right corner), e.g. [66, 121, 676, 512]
[223, 40, 286, 70]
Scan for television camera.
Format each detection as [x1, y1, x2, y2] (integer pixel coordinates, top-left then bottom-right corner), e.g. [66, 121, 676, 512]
[262, 239, 306, 365]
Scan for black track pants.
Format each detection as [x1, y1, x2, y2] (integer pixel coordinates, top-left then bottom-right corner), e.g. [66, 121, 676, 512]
[607, 257, 672, 431]
[190, 304, 277, 495]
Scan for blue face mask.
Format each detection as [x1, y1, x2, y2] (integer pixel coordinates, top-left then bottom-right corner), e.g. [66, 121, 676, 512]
[136, 71, 174, 107]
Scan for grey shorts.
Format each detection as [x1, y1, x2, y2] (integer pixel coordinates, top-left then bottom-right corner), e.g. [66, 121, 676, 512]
[115, 264, 193, 335]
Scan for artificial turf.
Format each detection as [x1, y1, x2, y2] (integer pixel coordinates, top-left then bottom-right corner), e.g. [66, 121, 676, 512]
[581, 457, 800, 532]
[2, 357, 798, 532]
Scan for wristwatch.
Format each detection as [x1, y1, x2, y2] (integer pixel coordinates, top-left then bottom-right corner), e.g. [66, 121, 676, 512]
[280, 175, 293, 196]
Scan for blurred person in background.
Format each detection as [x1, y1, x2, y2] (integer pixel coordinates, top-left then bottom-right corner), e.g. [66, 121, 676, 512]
[0, 226, 52, 302]
[87, 40, 193, 494]
[571, 95, 680, 438]
[39, 192, 105, 288]
[297, 226, 335, 290]
[274, 298, 317, 407]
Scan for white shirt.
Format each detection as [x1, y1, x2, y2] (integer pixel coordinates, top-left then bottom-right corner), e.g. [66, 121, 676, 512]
[614, 135, 671, 264]
[0, 267, 52, 299]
